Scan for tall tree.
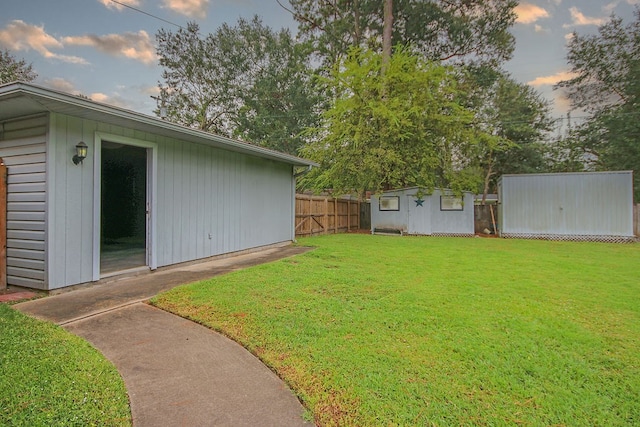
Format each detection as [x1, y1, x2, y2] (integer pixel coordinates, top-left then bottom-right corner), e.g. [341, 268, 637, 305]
[156, 17, 319, 154]
[471, 72, 553, 201]
[556, 9, 640, 201]
[0, 49, 37, 85]
[300, 47, 482, 196]
[280, 0, 517, 67]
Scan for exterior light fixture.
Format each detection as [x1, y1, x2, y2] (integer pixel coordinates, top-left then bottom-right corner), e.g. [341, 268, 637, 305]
[73, 141, 88, 165]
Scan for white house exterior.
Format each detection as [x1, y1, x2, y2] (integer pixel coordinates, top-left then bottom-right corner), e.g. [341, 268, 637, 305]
[371, 188, 474, 236]
[497, 171, 635, 242]
[0, 82, 315, 291]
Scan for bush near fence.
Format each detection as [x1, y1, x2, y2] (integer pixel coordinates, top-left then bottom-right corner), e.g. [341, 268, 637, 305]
[295, 194, 361, 237]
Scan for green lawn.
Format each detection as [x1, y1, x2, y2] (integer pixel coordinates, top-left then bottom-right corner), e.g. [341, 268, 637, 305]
[0, 304, 131, 426]
[152, 234, 640, 426]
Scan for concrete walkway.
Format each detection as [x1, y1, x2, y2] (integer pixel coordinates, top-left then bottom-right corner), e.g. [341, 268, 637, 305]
[15, 245, 314, 427]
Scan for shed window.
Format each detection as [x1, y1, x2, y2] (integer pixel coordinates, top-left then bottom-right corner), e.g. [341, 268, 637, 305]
[440, 195, 463, 211]
[379, 196, 400, 211]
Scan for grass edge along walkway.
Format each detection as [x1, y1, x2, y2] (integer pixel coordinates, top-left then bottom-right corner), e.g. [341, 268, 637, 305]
[151, 234, 640, 426]
[0, 303, 131, 426]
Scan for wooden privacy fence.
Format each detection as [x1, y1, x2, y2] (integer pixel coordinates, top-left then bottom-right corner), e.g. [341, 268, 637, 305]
[635, 204, 640, 237]
[296, 194, 361, 237]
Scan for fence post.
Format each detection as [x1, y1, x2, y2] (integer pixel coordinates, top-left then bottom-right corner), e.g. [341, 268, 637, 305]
[324, 198, 329, 235]
[0, 158, 6, 291]
[334, 198, 338, 234]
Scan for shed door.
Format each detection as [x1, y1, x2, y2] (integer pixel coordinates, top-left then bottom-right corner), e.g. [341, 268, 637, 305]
[100, 142, 148, 275]
[408, 195, 431, 235]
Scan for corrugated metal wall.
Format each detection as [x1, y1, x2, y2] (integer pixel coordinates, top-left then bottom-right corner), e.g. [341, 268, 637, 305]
[499, 172, 634, 239]
[0, 115, 47, 289]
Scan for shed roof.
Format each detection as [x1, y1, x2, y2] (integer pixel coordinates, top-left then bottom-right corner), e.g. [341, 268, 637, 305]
[0, 82, 316, 167]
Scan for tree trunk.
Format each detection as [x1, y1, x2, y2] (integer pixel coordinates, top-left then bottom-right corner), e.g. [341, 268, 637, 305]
[382, 0, 393, 74]
[482, 156, 494, 205]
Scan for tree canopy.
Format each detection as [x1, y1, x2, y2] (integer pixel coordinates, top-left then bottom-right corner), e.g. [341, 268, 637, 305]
[0, 49, 37, 85]
[300, 47, 481, 195]
[155, 16, 319, 155]
[556, 9, 640, 201]
[282, 0, 517, 67]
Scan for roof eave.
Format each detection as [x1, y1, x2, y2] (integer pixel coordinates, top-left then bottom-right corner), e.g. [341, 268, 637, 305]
[0, 82, 317, 168]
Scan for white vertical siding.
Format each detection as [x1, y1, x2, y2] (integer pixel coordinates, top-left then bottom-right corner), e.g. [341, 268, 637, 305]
[429, 190, 475, 235]
[371, 188, 474, 235]
[47, 113, 295, 289]
[499, 172, 634, 237]
[0, 115, 47, 289]
[155, 138, 293, 267]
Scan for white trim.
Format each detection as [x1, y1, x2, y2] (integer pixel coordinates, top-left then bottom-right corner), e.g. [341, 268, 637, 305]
[44, 113, 54, 288]
[92, 132, 158, 281]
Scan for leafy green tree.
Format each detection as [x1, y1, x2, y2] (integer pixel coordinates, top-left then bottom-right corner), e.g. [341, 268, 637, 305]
[281, 0, 517, 67]
[0, 49, 37, 84]
[471, 72, 553, 201]
[300, 47, 482, 196]
[231, 28, 321, 155]
[556, 9, 640, 201]
[156, 17, 319, 154]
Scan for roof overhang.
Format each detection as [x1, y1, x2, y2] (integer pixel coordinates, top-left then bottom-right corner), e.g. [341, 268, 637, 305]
[0, 82, 317, 167]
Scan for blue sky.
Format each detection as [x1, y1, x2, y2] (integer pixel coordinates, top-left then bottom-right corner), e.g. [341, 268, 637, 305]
[1, 0, 638, 122]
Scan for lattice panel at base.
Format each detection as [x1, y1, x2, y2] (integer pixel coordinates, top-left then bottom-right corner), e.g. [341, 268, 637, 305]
[501, 233, 638, 244]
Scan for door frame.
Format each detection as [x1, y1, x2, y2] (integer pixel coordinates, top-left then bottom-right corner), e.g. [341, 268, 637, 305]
[92, 132, 157, 281]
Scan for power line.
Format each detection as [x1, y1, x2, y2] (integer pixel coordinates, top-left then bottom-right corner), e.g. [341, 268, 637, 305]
[109, 0, 185, 30]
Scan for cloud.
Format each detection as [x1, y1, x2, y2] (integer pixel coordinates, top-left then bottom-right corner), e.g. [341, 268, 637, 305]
[527, 71, 579, 87]
[515, 3, 550, 24]
[162, 0, 209, 18]
[535, 24, 550, 33]
[563, 7, 607, 28]
[0, 20, 88, 64]
[63, 31, 157, 65]
[98, 0, 141, 10]
[43, 77, 79, 94]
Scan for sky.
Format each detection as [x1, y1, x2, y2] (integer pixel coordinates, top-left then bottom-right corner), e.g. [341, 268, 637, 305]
[1, 0, 638, 127]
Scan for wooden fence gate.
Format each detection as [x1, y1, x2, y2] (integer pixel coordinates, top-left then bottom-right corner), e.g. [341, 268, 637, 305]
[295, 194, 360, 237]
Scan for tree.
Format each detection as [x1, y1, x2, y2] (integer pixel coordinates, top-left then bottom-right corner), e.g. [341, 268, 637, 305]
[300, 47, 482, 196]
[156, 17, 319, 154]
[280, 0, 517, 67]
[556, 9, 640, 201]
[231, 27, 321, 155]
[470, 72, 553, 201]
[0, 49, 37, 84]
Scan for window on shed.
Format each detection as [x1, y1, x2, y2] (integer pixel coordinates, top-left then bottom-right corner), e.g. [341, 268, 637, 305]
[379, 196, 400, 211]
[440, 195, 463, 211]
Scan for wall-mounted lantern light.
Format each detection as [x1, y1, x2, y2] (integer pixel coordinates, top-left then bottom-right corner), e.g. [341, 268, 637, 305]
[72, 141, 88, 165]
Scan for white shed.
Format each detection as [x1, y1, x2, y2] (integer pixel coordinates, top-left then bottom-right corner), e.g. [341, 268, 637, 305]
[371, 188, 474, 236]
[497, 171, 635, 242]
[0, 82, 315, 291]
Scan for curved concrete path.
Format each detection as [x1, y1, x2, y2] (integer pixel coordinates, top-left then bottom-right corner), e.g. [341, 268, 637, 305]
[15, 245, 314, 427]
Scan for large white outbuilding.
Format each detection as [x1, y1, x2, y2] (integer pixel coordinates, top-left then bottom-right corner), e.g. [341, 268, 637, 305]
[0, 82, 315, 291]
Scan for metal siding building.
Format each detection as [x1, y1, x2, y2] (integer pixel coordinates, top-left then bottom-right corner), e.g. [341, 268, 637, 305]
[371, 188, 474, 236]
[497, 171, 634, 241]
[0, 82, 314, 291]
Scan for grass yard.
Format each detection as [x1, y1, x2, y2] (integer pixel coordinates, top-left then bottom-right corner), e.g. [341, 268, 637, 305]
[0, 304, 131, 426]
[151, 234, 640, 426]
